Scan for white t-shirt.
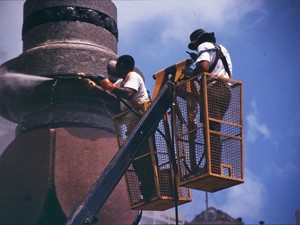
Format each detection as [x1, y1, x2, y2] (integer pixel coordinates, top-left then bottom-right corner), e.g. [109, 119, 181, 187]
[114, 71, 149, 111]
[196, 42, 232, 78]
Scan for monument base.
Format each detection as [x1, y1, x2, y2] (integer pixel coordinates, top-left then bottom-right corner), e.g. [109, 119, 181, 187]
[0, 127, 136, 225]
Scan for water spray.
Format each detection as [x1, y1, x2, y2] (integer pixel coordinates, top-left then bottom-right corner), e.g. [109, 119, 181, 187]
[0, 68, 106, 92]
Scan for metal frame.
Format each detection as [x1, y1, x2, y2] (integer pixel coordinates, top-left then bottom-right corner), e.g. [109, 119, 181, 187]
[176, 72, 244, 192]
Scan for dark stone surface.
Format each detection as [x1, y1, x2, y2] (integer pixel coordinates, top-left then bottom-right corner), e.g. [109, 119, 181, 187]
[22, 6, 118, 40]
[1, 56, 120, 131]
[22, 22, 117, 52]
[22, 0, 117, 52]
[0, 129, 52, 224]
[3, 45, 117, 76]
[0, 128, 137, 225]
[0, 0, 119, 130]
[54, 127, 136, 224]
[0, 0, 138, 224]
[23, 0, 117, 22]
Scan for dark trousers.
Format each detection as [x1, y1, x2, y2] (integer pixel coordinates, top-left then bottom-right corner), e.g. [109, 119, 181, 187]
[124, 106, 156, 201]
[131, 140, 156, 201]
[201, 80, 231, 174]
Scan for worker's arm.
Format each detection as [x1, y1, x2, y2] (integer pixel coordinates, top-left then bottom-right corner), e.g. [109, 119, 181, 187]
[193, 60, 210, 76]
[111, 87, 136, 99]
[99, 78, 136, 99]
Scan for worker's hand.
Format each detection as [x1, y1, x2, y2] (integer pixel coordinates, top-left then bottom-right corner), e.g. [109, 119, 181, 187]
[99, 78, 115, 92]
[83, 79, 96, 89]
[76, 72, 86, 80]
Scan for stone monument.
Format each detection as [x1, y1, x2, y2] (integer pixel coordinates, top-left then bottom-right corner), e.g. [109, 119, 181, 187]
[0, 0, 136, 224]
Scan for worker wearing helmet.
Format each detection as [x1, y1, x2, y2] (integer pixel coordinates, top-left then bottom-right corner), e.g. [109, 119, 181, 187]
[99, 55, 149, 112]
[100, 55, 155, 202]
[188, 28, 232, 174]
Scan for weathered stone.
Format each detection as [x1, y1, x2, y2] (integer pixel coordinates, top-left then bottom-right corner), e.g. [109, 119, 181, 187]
[0, 0, 137, 224]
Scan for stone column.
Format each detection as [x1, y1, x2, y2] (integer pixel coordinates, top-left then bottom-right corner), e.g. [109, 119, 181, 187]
[0, 0, 136, 224]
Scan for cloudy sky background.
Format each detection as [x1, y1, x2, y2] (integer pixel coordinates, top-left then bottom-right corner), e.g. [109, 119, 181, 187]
[0, 0, 300, 224]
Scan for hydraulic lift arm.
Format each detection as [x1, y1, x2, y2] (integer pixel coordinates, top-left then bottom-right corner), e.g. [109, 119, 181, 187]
[65, 81, 175, 225]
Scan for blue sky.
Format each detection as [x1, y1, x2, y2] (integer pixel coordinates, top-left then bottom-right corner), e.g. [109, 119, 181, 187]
[0, 0, 299, 224]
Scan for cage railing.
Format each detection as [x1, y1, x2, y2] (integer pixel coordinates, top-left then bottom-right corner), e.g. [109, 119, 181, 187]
[112, 104, 191, 211]
[112, 58, 244, 212]
[174, 72, 244, 192]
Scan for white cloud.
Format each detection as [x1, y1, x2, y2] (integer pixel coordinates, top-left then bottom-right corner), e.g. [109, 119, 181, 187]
[113, 0, 265, 44]
[0, 2, 23, 64]
[246, 114, 270, 141]
[181, 169, 267, 222]
[246, 100, 271, 142]
[265, 157, 297, 178]
[221, 169, 266, 222]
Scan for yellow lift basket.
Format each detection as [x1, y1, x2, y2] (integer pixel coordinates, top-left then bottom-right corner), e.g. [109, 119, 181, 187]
[113, 59, 244, 211]
[112, 102, 191, 211]
[174, 73, 244, 192]
[152, 60, 244, 192]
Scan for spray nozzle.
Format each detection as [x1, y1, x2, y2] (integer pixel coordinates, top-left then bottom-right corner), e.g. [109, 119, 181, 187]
[77, 74, 105, 82]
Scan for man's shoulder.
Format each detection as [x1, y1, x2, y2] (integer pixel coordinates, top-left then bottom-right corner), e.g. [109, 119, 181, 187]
[124, 71, 142, 85]
[198, 42, 216, 50]
[219, 44, 230, 54]
[128, 71, 140, 77]
[127, 71, 144, 82]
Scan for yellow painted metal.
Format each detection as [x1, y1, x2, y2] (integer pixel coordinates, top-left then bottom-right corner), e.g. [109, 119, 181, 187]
[170, 72, 244, 192]
[112, 103, 191, 210]
[152, 60, 190, 99]
[113, 60, 244, 211]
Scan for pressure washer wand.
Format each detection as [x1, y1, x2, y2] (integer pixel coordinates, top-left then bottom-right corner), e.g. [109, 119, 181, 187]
[47, 73, 106, 82]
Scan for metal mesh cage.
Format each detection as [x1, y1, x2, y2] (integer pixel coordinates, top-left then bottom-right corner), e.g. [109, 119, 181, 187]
[175, 73, 244, 192]
[113, 106, 191, 211]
